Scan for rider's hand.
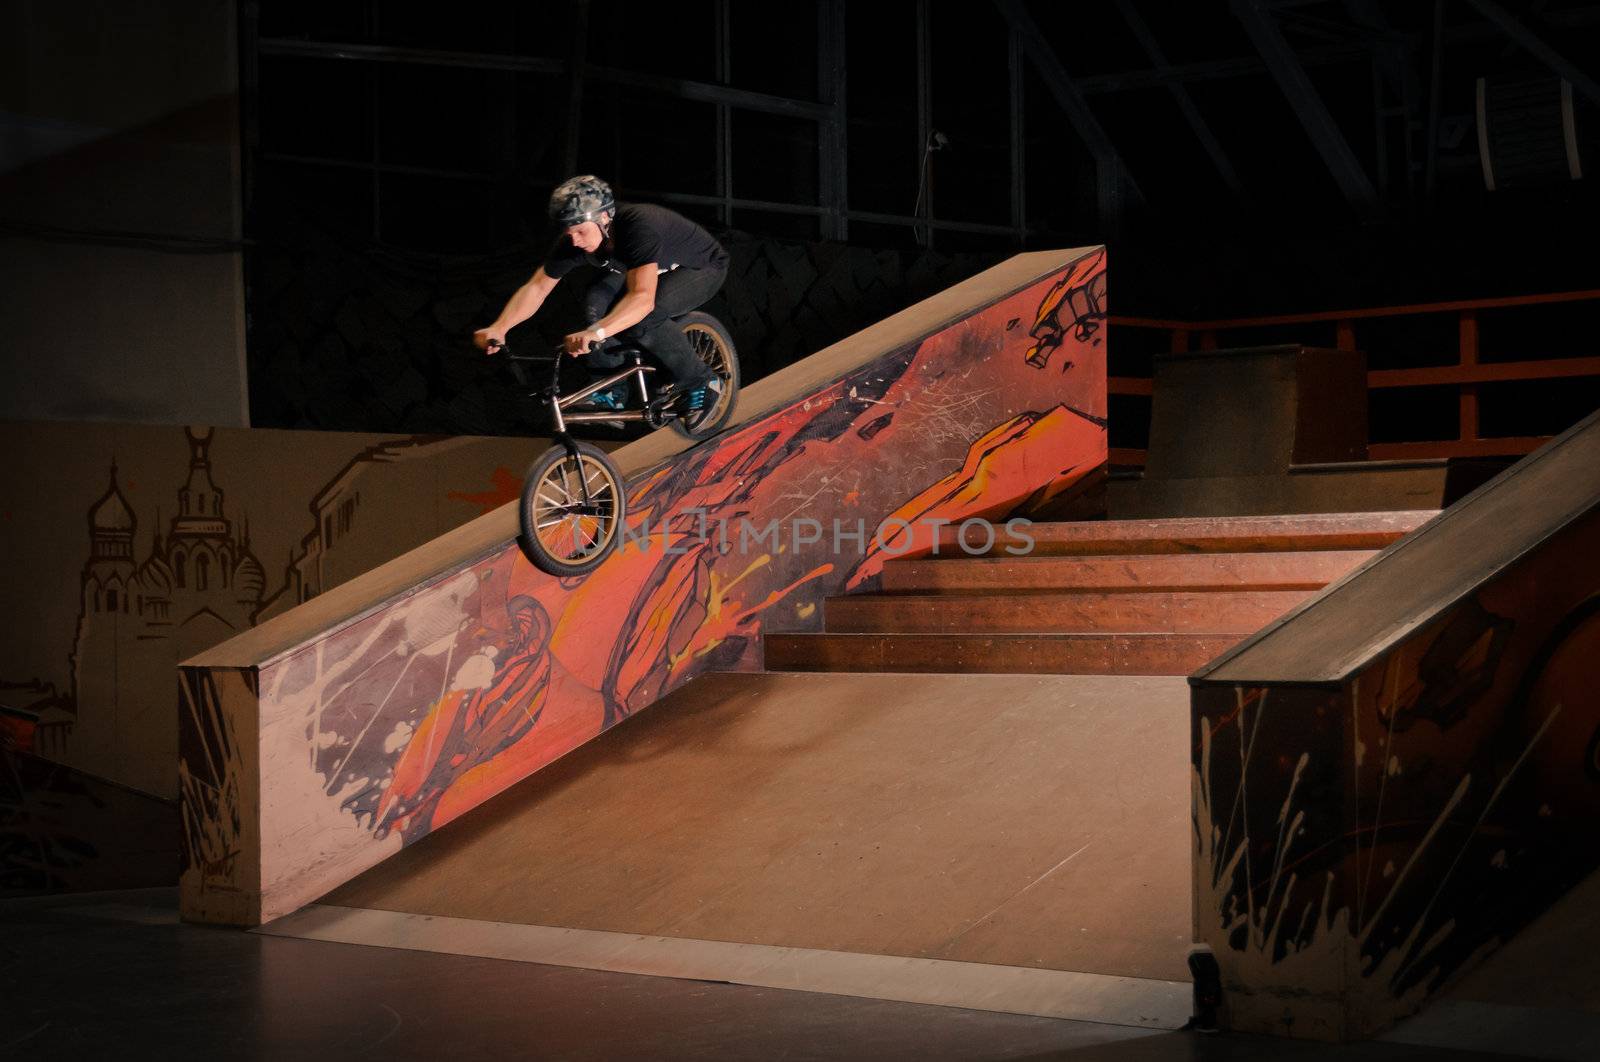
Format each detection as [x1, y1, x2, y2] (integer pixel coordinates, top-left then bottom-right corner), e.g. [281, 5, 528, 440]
[563, 329, 602, 357]
[474, 327, 506, 354]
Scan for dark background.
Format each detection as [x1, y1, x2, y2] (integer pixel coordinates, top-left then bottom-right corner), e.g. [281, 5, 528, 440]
[227, 2, 1600, 439]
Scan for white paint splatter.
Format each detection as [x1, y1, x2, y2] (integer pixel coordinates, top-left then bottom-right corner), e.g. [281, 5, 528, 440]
[383, 720, 415, 754]
[450, 646, 499, 692]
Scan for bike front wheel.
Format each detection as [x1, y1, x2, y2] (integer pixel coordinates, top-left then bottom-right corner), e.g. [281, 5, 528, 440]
[517, 440, 627, 577]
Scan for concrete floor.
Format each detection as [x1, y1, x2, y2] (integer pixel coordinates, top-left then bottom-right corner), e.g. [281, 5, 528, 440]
[2, 888, 1551, 1061]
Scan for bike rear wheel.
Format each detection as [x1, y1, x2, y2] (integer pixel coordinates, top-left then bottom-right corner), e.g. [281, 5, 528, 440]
[671, 311, 740, 440]
[517, 440, 626, 577]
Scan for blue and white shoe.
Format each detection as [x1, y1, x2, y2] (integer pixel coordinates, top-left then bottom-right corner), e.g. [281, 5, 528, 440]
[682, 377, 723, 422]
[575, 383, 629, 411]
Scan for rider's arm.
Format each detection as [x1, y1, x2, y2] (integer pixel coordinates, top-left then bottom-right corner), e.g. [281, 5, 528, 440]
[593, 265, 659, 336]
[489, 267, 559, 335]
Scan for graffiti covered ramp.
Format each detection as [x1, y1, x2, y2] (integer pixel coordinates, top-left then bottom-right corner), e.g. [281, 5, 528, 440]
[1190, 406, 1600, 1041]
[265, 671, 1193, 1028]
[178, 249, 1109, 927]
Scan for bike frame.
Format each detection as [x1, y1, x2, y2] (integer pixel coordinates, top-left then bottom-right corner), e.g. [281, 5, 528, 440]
[508, 348, 662, 432]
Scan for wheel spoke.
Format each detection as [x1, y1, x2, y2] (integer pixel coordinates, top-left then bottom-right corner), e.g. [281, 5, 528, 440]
[538, 520, 576, 558]
[540, 471, 574, 505]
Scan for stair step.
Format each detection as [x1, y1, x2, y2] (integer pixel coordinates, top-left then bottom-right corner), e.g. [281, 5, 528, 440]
[880, 549, 1374, 593]
[764, 632, 1238, 675]
[936, 510, 1436, 556]
[823, 589, 1314, 635]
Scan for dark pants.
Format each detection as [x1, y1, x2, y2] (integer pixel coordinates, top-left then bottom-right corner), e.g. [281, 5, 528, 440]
[582, 264, 726, 388]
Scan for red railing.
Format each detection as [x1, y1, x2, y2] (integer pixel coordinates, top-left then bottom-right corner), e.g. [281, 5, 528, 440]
[1108, 289, 1600, 466]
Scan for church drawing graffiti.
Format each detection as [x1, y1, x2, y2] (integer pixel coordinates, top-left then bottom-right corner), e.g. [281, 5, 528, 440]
[68, 429, 266, 796]
[0, 423, 533, 801]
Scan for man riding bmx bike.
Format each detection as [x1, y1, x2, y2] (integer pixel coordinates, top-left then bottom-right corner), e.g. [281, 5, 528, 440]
[474, 175, 730, 414]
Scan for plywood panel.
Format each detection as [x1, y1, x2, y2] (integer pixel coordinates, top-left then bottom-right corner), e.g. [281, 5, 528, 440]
[325, 672, 1194, 982]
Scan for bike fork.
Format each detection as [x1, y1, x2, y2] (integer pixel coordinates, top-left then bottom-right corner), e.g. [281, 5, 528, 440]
[553, 432, 591, 506]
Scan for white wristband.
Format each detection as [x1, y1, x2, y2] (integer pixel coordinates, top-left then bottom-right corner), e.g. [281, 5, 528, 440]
[594, 326, 607, 340]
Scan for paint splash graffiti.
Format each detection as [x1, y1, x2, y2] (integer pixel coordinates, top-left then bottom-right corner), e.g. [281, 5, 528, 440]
[1193, 513, 1600, 1038]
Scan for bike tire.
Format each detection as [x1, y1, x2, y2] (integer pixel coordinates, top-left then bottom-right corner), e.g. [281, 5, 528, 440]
[671, 311, 741, 441]
[516, 440, 627, 577]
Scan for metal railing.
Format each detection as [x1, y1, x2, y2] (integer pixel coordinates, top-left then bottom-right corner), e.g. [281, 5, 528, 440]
[1107, 288, 1600, 465]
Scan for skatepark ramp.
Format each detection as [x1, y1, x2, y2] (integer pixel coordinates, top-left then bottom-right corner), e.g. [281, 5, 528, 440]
[177, 248, 1109, 926]
[268, 510, 1441, 1031]
[1189, 406, 1600, 1040]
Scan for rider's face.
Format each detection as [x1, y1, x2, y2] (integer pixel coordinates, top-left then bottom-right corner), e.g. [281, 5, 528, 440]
[566, 217, 607, 253]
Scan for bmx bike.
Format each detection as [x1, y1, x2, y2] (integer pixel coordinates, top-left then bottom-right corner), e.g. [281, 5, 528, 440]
[493, 310, 739, 577]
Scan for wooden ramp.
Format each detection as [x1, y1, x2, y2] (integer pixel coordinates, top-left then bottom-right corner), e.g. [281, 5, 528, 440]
[271, 671, 1194, 1027]
[1190, 408, 1600, 1040]
[175, 248, 1112, 926]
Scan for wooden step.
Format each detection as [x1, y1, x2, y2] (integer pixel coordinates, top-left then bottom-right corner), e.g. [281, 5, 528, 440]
[823, 589, 1315, 636]
[763, 632, 1238, 675]
[935, 510, 1436, 557]
[880, 549, 1375, 593]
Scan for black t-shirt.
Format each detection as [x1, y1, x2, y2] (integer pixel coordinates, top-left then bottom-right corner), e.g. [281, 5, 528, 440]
[544, 203, 729, 278]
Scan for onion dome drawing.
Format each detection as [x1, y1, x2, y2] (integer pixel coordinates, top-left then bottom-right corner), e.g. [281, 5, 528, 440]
[89, 463, 135, 534]
[232, 551, 265, 599]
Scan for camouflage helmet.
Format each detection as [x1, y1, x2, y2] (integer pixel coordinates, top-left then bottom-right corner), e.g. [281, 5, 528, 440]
[548, 175, 615, 226]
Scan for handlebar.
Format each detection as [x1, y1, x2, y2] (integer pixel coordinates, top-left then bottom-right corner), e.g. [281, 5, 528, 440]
[486, 338, 573, 397]
[485, 338, 597, 360]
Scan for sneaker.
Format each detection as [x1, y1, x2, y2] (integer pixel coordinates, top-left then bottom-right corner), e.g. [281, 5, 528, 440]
[652, 379, 700, 410]
[574, 382, 628, 411]
[680, 377, 723, 424]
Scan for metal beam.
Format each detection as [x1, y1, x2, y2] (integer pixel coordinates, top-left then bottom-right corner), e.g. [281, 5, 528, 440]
[1496, 0, 1549, 59]
[1342, 0, 1417, 100]
[1230, 0, 1379, 214]
[993, 0, 1144, 231]
[366, 1, 381, 241]
[1113, 0, 1245, 198]
[561, 0, 590, 175]
[258, 153, 1023, 237]
[1076, 41, 1373, 94]
[256, 38, 833, 121]
[915, 0, 933, 247]
[588, 65, 829, 120]
[1425, 0, 1445, 200]
[239, 1, 261, 217]
[1463, 0, 1600, 110]
[1370, 56, 1389, 195]
[1008, 27, 1026, 243]
[818, 0, 849, 241]
[260, 38, 562, 73]
[1343, 0, 1421, 200]
[714, 0, 731, 225]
